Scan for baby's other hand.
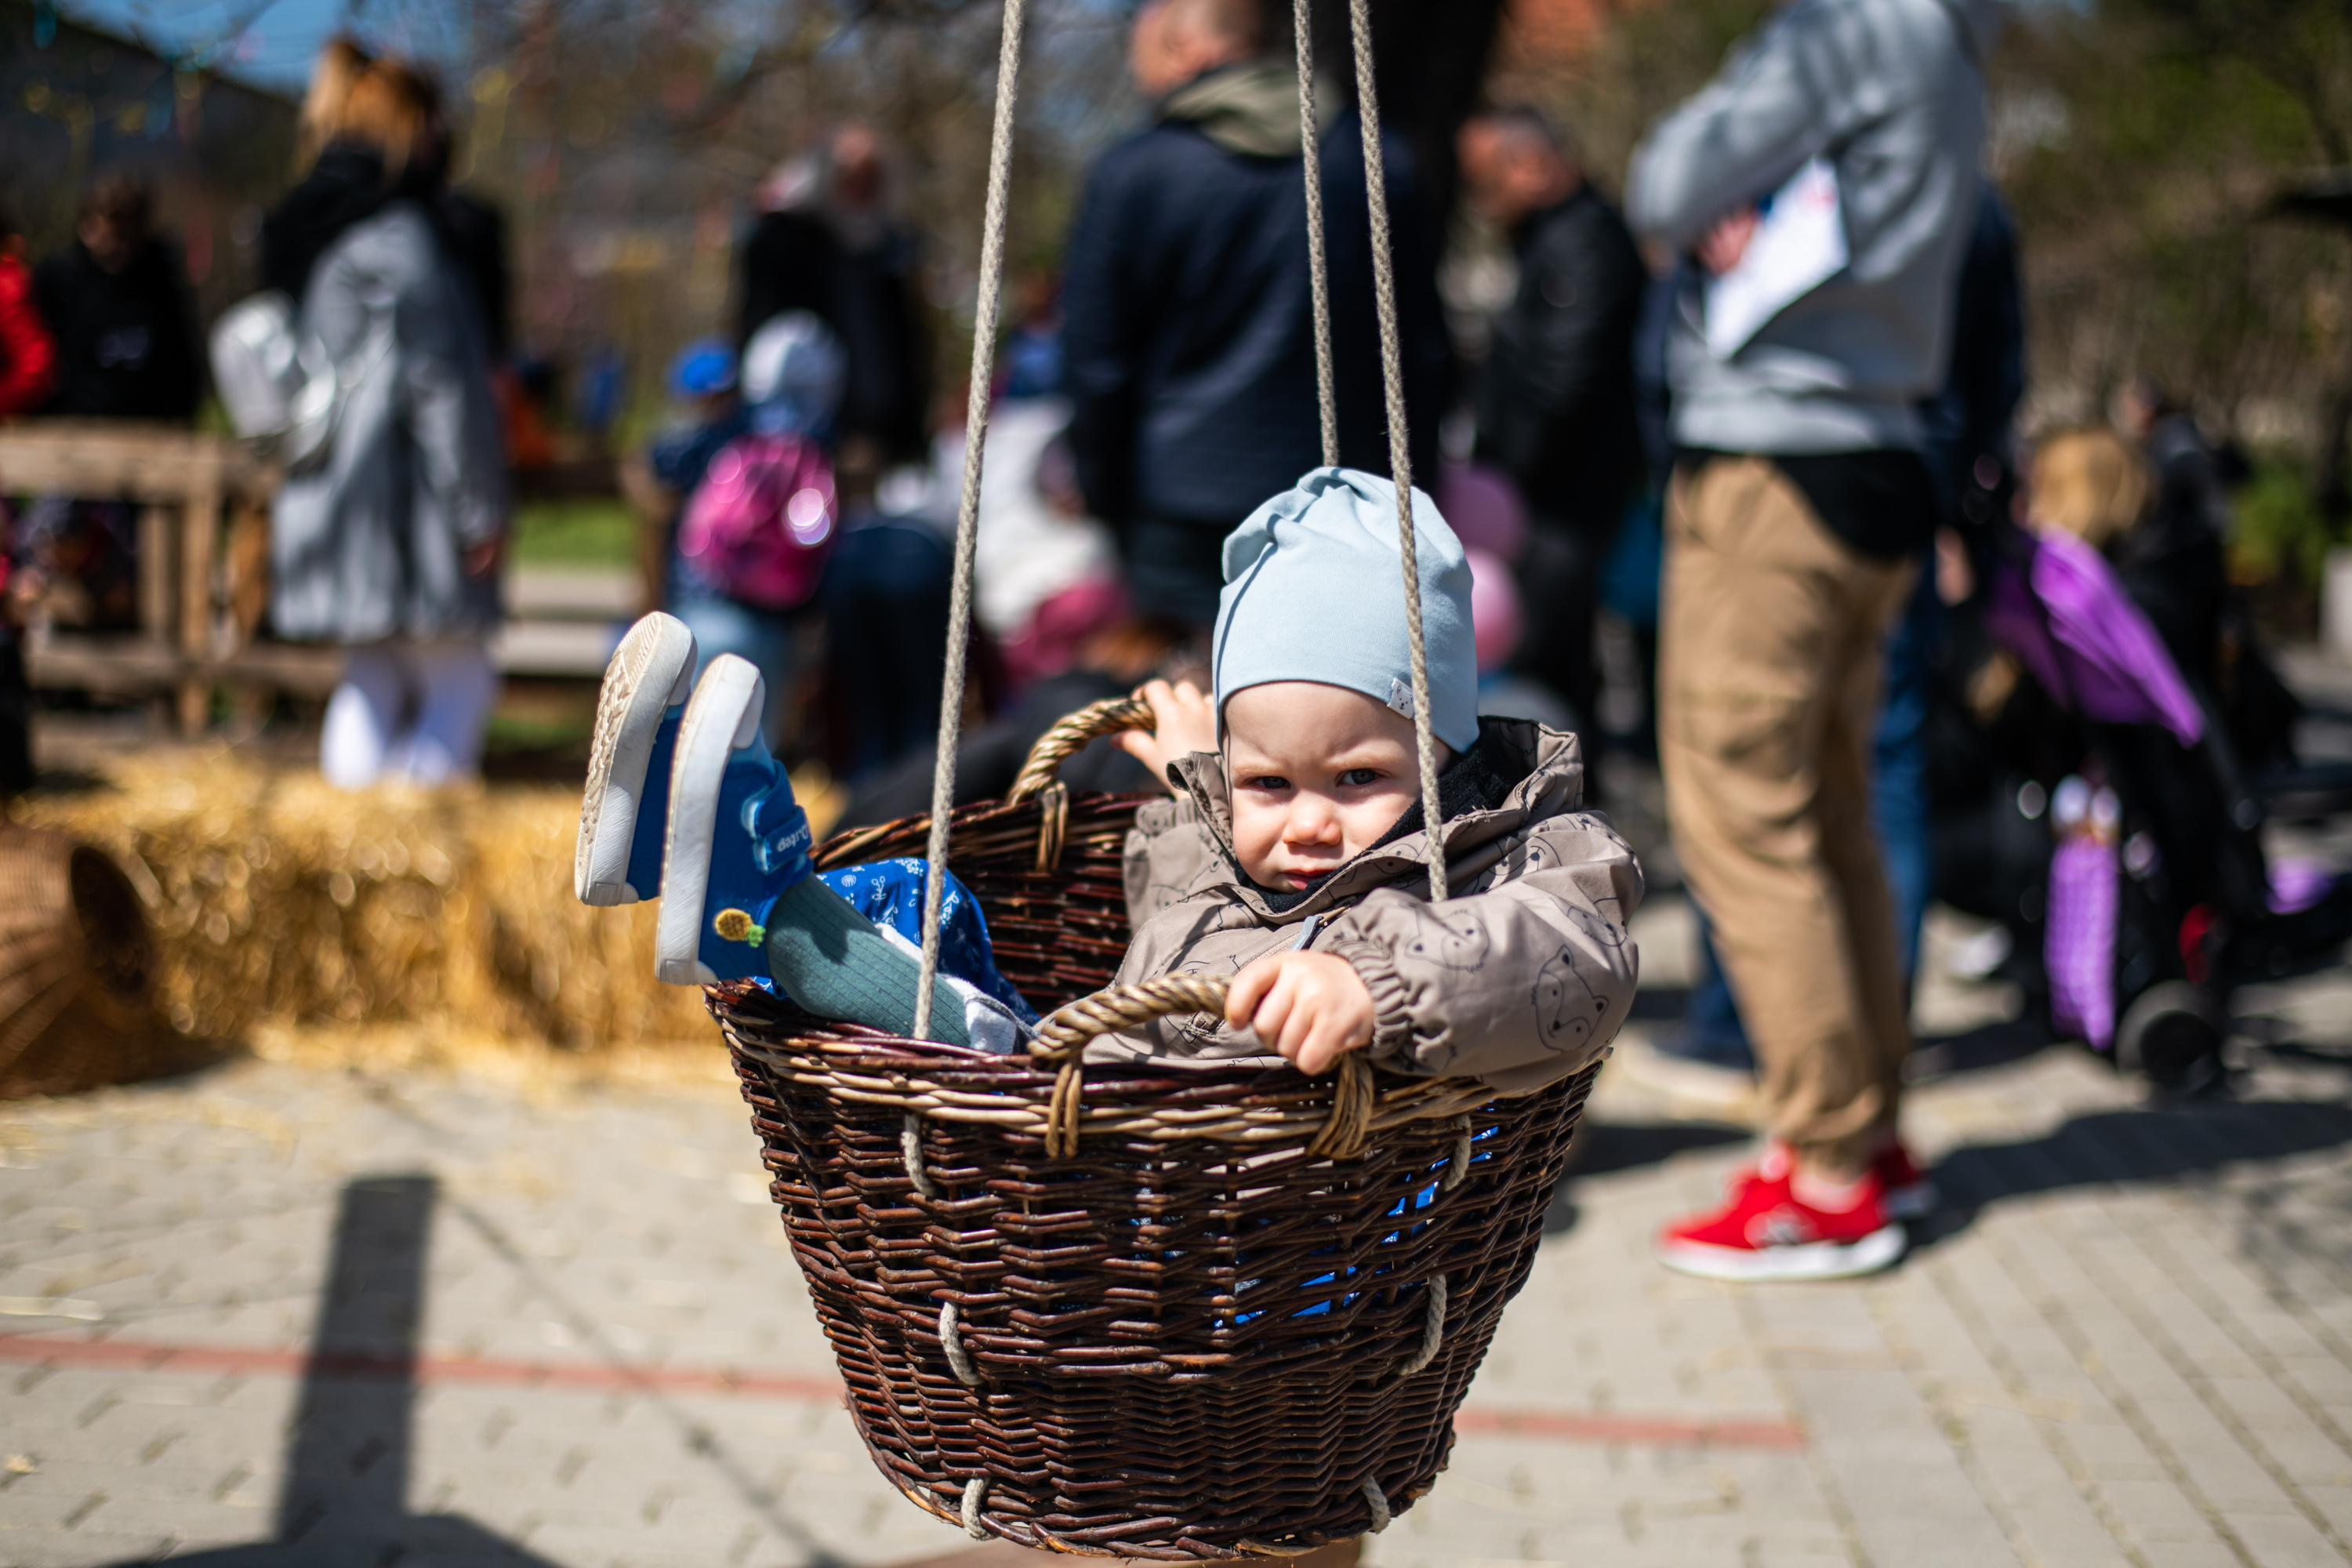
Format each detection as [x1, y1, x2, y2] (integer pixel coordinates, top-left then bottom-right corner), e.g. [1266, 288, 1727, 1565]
[1114, 678, 1218, 791]
[1227, 951, 1374, 1076]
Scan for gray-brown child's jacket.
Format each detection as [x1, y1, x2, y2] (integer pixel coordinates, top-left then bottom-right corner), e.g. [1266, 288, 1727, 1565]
[1100, 719, 1642, 1092]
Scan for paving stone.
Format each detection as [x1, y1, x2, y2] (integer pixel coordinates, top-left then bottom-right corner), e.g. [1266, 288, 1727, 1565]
[1779, 1366, 2024, 1568]
[1876, 1259, 2133, 1568]
[2003, 1208, 2341, 1561]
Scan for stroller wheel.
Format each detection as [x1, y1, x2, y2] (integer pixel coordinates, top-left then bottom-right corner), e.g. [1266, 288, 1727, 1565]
[2115, 981, 2226, 1094]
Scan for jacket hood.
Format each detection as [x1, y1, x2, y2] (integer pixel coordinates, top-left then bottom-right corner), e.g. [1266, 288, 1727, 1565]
[262, 143, 445, 303]
[1160, 60, 1324, 158]
[1162, 716, 1588, 924]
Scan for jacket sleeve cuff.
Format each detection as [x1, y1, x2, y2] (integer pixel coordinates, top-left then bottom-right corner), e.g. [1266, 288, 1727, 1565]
[1323, 927, 1419, 1066]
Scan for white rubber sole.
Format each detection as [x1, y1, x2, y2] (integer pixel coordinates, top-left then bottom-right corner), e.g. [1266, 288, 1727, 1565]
[654, 655, 765, 986]
[1657, 1221, 1906, 1283]
[575, 613, 697, 906]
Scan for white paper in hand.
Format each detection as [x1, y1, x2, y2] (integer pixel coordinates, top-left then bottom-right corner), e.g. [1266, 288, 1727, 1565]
[1704, 157, 1848, 360]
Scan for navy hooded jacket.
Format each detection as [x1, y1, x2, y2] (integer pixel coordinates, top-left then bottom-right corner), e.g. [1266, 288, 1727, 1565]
[1062, 82, 1450, 531]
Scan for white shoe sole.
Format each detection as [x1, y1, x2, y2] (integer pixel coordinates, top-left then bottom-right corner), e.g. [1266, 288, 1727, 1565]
[1657, 1221, 1906, 1283]
[575, 613, 697, 906]
[655, 655, 765, 986]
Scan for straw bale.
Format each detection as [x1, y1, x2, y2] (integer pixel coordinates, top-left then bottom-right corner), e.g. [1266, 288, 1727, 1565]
[6, 750, 728, 1058]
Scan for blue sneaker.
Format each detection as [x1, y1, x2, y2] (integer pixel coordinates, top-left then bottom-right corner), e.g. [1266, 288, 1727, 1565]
[575, 612, 698, 906]
[652, 659, 1031, 1052]
[655, 655, 812, 985]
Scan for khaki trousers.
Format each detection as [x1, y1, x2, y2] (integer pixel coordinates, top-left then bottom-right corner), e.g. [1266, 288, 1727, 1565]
[1658, 457, 1918, 1174]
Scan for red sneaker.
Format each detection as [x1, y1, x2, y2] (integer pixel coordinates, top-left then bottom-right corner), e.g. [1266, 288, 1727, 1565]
[1658, 1165, 1904, 1281]
[1756, 1140, 1936, 1218]
[1875, 1142, 1936, 1220]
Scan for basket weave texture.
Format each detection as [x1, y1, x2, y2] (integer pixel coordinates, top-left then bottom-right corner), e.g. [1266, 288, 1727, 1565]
[714, 782, 1600, 1558]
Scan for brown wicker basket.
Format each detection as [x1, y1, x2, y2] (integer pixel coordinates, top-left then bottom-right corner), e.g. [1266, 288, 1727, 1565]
[0, 826, 183, 1101]
[713, 700, 1601, 1558]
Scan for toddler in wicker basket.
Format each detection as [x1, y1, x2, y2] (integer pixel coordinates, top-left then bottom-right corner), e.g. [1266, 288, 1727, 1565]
[1098, 465, 1642, 1087]
[572, 466, 1640, 1091]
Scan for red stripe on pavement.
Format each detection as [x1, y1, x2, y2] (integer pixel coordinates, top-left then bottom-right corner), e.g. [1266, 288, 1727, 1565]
[0, 1334, 844, 1403]
[1451, 1404, 1808, 1450]
[0, 1333, 1803, 1450]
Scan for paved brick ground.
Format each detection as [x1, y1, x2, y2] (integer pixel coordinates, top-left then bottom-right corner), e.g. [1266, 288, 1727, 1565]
[2, 913, 2349, 1568]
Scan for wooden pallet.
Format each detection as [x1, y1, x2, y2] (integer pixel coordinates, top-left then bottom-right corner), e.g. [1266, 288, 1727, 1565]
[3, 426, 652, 729]
[1, 422, 316, 733]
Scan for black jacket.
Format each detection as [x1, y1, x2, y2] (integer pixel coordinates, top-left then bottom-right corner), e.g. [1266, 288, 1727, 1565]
[1473, 185, 1646, 526]
[1919, 184, 2025, 510]
[1061, 96, 1450, 528]
[263, 144, 504, 357]
[737, 209, 931, 465]
[265, 144, 426, 303]
[33, 238, 201, 422]
[437, 187, 513, 362]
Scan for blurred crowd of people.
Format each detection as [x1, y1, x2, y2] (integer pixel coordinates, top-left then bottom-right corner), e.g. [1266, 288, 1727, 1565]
[0, 37, 517, 796]
[0, 0, 2327, 1274]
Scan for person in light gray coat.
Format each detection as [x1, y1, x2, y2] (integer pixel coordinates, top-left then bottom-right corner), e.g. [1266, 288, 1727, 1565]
[269, 53, 509, 789]
[1627, 0, 2005, 463]
[1624, 0, 2002, 1283]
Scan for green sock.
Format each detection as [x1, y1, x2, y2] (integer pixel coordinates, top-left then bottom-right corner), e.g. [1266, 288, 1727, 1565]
[761, 876, 972, 1047]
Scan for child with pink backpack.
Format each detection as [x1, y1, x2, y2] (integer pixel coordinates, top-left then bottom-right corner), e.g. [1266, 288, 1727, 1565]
[660, 312, 844, 735]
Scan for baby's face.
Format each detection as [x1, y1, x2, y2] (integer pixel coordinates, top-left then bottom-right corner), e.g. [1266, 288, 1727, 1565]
[1223, 682, 1446, 891]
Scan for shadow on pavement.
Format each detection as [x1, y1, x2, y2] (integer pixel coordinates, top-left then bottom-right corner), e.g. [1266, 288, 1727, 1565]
[1566, 1120, 1751, 1179]
[116, 1174, 566, 1567]
[1911, 1095, 2352, 1258]
[1626, 985, 1692, 1023]
[1630, 986, 2060, 1085]
[1546, 1120, 1751, 1233]
[114, 1174, 864, 1568]
[2259, 1040, 2352, 1072]
[1905, 1016, 2054, 1082]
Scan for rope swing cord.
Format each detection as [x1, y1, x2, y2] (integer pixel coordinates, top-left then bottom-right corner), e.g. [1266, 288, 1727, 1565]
[1343, 0, 1449, 905]
[1294, 0, 1339, 470]
[910, 0, 1447, 1047]
[911, 0, 1032, 1044]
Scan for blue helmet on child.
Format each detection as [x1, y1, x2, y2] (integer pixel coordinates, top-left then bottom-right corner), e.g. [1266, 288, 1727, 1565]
[670, 337, 738, 398]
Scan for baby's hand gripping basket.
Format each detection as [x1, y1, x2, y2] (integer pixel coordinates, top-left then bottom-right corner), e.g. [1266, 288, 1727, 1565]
[707, 699, 1602, 1559]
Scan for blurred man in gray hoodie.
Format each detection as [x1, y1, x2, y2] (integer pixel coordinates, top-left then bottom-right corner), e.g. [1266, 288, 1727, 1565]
[1628, 0, 2004, 1282]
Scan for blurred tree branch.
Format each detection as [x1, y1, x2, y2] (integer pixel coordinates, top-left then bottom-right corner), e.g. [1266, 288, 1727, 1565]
[2142, 0, 2351, 165]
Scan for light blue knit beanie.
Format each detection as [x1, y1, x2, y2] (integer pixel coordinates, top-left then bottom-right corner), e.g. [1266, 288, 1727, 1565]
[1213, 466, 1479, 753]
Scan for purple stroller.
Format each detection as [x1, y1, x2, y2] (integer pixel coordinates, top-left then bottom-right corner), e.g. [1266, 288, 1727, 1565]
[1983, 526, 2352, 1090]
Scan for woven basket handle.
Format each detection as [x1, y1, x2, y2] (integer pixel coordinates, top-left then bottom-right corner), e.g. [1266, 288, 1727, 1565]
[1006, 695, 1154, 804]
[1029, 973, 1375, 1160]
[1033, 971, 1229, 1054]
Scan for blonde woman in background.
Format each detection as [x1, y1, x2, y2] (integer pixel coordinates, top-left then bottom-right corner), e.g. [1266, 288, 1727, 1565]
[294, 37, 372, 165]
[261, 48, 509, 789]
[2026, 421, 2299, 776]
[2027, 427, 2153, 552]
